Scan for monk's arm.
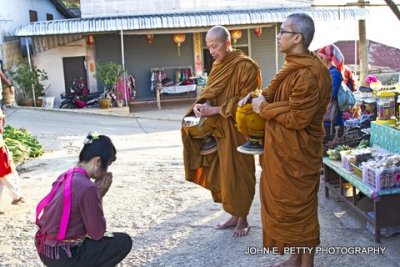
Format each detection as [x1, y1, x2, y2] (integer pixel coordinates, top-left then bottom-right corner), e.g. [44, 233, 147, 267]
[219, 61, 261, 119]
[259, 71, 320, 130]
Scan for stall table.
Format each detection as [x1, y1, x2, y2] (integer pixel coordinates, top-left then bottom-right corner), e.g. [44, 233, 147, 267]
[155, 84, 196, 109]
[323, 158, 400, 242]
[323, 122, 400, 242]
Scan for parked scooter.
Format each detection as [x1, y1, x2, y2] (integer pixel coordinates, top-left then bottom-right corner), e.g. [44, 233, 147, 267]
[60, 83, 116, 109]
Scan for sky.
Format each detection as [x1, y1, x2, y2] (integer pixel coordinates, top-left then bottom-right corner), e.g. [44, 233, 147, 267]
[311, 0, 400, 50]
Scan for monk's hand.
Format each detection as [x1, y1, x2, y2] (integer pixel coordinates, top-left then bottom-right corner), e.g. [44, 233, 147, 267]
[193, 104, 203, 117]
[95, 172, 113, 198]
[252, 95, 266, 114]
[238, 93, 251, 107]
[199, 103, 219, 117]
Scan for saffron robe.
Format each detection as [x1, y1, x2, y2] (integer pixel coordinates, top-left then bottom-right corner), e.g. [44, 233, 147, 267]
[182, 50, 261, 217]
[258, 52, 331, 253]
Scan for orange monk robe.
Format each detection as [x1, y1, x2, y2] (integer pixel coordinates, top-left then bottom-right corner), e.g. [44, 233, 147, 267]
[258, 52, 331, 253]
[182, 50, 261, 217]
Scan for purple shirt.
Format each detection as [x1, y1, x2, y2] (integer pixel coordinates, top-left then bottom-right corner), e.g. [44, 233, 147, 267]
[36, 171, 106, 258]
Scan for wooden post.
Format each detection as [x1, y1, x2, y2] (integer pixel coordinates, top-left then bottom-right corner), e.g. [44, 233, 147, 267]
[358, 0, 369, 86]
[358, 19, 368, 86]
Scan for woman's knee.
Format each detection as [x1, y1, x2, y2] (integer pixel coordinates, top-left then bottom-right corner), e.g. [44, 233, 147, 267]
[114, 232, 132, 252]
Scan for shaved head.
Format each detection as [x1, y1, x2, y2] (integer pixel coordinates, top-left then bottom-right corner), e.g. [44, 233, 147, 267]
[206, 25, 231, 43]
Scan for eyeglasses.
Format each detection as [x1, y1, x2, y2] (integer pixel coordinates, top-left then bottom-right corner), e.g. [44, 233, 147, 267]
[279, 29, 302, 36]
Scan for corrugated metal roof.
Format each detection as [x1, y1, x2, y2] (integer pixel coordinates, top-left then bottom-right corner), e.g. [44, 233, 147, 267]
[15, 7, 369, 37]
[335, 40, 400, 72]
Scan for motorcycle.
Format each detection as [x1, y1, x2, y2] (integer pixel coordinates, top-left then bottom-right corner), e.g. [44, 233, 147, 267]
[60, 82, 117, 109]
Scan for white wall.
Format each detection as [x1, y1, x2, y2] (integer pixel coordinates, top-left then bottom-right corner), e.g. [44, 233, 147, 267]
[33, 39, 87, 107]
[81, 0, 311, 18]
[0, 0, 65, 59]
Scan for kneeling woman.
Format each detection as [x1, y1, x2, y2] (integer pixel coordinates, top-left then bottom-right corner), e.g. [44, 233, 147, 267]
[35, 132, 132, 267]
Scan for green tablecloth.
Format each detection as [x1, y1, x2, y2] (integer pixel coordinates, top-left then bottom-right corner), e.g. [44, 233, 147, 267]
[370, 122, 400, 154]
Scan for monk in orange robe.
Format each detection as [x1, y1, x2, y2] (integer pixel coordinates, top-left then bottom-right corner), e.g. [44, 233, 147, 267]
[182, 25, 261, 237]
[252, 14, 331, 266]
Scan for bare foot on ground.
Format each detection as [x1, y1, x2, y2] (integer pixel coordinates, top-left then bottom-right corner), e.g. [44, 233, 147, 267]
[215, 215, 238, 229]
[232, 216, 250, 237]
[271, 254, 301, 267]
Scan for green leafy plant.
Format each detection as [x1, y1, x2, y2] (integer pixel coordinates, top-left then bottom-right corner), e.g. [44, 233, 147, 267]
[95, 62, 125, 93]
[11, 63, 48, 99]
[61, 0, 80, 8]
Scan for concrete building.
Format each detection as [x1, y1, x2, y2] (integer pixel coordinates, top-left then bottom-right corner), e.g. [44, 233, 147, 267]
[0, 0, 73, 68]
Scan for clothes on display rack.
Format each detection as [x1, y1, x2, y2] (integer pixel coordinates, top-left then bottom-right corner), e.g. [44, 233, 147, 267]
[150, 67, 194, 93]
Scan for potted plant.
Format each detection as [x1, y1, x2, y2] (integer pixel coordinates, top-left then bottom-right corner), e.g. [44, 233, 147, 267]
[115, 91, 124, 107]
[11, 63, 48, 106]
[95, 61, 125, 109]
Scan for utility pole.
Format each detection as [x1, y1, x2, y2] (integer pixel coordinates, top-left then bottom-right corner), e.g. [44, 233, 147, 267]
[358, 0, 369, 86]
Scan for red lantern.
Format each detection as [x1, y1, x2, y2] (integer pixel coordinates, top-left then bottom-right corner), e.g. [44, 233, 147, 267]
[254, 27, 262, 38]
[86, 34, 94, 46]
[230, 30, 242, 47]
[172, 34, 186, 56]
[145, 34, 154, 44]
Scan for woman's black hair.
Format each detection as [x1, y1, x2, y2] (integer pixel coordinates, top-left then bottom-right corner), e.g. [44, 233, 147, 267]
[79, 132, 117, 170]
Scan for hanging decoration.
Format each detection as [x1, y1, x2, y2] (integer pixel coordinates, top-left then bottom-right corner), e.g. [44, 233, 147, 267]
[172, 33, 186, 56]
[230, 30, 242, 48]
[86, 34, 94, 46]
[254, 27, 263, 38]
[145, 34, 154, 44]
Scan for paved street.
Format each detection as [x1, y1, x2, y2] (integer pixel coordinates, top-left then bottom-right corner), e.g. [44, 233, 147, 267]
[0, 107, 399, 267]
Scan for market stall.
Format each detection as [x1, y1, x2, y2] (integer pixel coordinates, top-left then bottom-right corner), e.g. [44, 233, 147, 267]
[323, 122, 400, 242]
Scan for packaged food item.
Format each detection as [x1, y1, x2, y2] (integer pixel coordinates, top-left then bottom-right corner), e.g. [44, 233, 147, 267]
[376, 91, 396, 124]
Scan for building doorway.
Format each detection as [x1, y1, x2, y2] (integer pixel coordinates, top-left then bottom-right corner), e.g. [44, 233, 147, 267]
[62, 56, 87, 96]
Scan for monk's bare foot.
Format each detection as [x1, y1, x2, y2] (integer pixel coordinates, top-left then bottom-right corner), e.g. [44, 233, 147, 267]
[232, 217, 250, 237]
[215, 216, 238, 229]
[271, 254, 301, 267]
[300, 253, 314, 267]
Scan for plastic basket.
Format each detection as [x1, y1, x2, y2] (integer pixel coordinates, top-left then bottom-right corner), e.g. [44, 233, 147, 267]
[362, 164, 400, 192]
[340, 150, 355, 171]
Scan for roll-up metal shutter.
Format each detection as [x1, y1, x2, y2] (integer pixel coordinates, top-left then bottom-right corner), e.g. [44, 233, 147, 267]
[250, 26, 278, 88]
[95, 34, 123, 65]
[96, 33, 194, 100]
[94, 34, 123, 93]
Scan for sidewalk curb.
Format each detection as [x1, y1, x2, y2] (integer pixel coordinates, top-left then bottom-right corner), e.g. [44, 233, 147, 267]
[8, 106, 183, 122]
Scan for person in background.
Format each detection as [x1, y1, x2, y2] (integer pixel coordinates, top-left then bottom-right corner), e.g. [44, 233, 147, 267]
[182, 25, 261, 237]
[343, 65, 356, 92]
[251, 13, 331, 267]
[35, 132, 132, 267]
[0, 109, 24, 215]
[0, 60, 15, 113]
[365, 74, 382, 90]
[317, 44, 345, 136]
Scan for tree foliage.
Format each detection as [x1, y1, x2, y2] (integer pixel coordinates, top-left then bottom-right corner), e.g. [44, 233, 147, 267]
[61, 0, 80, 8]
[95, 62, 125, 91]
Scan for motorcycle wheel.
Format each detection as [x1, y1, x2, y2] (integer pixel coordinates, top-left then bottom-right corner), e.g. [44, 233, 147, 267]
[60, 102, 75, 109]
